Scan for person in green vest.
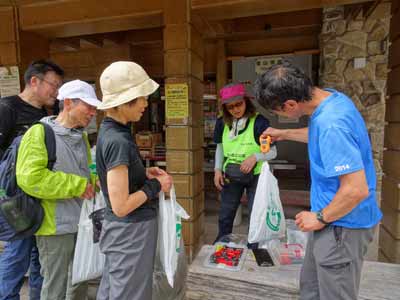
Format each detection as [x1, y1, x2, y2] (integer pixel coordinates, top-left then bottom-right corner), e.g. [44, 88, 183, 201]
[213, 83, 277, 245]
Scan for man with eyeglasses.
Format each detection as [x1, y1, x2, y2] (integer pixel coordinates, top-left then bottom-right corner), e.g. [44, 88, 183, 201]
[0, 59, 64, 300]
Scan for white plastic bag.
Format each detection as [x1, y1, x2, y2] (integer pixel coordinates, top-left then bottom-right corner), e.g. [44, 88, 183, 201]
[72, 192, 106, 285]
[248, 162, 286, 243]
[158, 186, 190, 287]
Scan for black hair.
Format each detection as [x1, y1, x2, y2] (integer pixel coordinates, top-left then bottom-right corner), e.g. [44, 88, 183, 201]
[222, 96, 256, 126]
[254, 62, 313, 110]
[24, 59, 64, 85]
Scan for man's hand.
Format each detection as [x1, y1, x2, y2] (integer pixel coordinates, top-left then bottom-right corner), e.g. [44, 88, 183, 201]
[261, 127, 287, 142]
[262, 127, 308, 143]
[81, 183, 95, 200]
[214, 169, 224, 191]
[240, 155, 257, 174]
[146, 167, 167, 179]
[295, 211, 325, 232]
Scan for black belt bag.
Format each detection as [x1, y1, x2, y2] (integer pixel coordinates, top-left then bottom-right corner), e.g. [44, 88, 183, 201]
[224, 163, 254, 185]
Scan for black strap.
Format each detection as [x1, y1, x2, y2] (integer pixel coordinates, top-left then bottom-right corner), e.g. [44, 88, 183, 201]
[35, 122, 57, 170]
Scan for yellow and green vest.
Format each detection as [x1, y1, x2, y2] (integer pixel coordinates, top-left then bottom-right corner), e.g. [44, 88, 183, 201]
[222, 115, 262, 175]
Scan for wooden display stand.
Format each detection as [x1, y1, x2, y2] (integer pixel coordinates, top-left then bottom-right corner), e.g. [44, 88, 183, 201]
[186, 245, 400, 300]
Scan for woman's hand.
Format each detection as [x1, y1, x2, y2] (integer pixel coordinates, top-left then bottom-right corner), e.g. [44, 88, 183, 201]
[146, 167, 167, 179]
[157, 174, 173, 193]
[240, 155, 257, 174]
[214, 169, 224, 191]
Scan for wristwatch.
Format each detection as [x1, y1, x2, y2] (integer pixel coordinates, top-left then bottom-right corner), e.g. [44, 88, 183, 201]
[316, 210, 330, 225]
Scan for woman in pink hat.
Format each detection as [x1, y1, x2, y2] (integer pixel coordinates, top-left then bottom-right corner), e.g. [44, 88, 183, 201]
[213, 83, 277, 245]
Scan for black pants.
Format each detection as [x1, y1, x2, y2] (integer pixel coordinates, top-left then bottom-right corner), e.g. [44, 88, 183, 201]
[215, 175, 259, 243]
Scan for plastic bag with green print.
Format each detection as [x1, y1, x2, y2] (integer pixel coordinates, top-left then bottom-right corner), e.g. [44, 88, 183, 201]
[248, 162, 286, 243]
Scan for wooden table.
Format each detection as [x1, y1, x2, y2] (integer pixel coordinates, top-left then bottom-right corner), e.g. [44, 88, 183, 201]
[186, 245, 400, 300]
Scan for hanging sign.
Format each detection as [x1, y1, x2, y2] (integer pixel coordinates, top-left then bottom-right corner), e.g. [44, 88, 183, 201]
[255, 57, 283, 75]
[165, 83, 189, 119]
[0, 66, 20, 98]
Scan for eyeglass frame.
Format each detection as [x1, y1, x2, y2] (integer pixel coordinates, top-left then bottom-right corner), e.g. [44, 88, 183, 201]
[36, 75, 62, 90]
[225, 100, 245, 111]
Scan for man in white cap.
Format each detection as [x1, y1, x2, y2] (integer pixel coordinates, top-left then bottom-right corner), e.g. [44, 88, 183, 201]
[15, 80, 101, 300]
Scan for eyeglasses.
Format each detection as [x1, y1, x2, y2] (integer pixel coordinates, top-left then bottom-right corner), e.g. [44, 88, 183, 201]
[226, 101, 245, 111]
[38, 77, 62, 90]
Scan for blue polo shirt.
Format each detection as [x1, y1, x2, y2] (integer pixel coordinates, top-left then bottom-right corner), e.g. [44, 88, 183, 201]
[308, 89, 382, 228]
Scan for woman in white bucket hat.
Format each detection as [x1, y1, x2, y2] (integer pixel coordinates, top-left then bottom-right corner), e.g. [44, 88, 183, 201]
[95, 61, 172, 300]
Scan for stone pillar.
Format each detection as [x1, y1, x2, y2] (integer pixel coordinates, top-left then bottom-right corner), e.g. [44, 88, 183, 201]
[379, 0, 400, 263]
[319, 3, 391, 261]
[163, 0, 205, 261]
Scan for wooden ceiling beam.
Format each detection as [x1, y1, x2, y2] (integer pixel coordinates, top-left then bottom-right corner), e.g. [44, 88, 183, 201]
[231, 9, 322, 33]
[227, 33, 318, 57]
[52, 37, 81, 51]
[80, 35, 104, 48]
[17, 0, 367, 38]
[18, 0, 162, 37]
[192, 0, 370, 20]
[125, 28, 163, 45]
[209, 25, 321, 41]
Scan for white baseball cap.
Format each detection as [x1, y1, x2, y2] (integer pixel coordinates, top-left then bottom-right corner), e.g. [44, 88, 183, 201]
[58, 80, 101, 107]
[98, 61, 159, 110]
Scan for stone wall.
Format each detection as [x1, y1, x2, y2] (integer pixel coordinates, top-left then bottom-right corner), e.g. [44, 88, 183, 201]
[319, 2, 391, 260]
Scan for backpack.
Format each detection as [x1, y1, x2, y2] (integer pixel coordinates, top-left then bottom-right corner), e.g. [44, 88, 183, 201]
[0, 122, 56, 241]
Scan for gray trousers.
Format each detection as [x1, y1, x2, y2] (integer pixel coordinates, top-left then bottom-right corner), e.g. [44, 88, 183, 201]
[299, 225, 375, 300]
[97, 218, 158, 300]
[36, 233, 88, 300]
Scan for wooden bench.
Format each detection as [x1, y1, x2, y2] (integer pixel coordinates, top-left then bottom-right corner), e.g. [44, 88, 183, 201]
[186, 245, 400, 300]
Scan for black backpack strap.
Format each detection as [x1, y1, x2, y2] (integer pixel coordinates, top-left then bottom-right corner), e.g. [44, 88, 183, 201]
[39, 122, 57, 170]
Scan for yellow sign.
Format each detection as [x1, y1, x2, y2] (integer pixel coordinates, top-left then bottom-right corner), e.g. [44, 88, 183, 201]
[165, 83, 189, 119]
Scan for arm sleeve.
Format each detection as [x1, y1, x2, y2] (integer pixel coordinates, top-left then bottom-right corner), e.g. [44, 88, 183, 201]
[254, 145, 277, 161]
[254, 114, 270, 145]
[16, 125, 87, 200]
[213, 118, 225, 144]
[102, 137, 130, 171]
[0, 103, 16, 157]
[319, 126, 364, 178]
[214, 143, 224, 171]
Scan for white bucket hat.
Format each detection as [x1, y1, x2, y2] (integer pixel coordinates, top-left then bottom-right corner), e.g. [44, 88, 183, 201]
[98, 61, 159, 110]
[58, 79, 101, 107]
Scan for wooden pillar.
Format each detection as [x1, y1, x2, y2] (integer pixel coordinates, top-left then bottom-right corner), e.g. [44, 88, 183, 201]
[379, 0, 400, 263]
[0, 6, 19, 67]
[163, 0, 205, 262]
[216, 39, 227, 101]
[0, 5, 49, 90]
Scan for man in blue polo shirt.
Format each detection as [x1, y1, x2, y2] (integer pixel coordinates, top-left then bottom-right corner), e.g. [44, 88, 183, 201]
[254, 63, 382, 300]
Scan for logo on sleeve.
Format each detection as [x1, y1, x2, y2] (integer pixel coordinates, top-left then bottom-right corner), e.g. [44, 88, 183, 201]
[335, 164, 350, 172]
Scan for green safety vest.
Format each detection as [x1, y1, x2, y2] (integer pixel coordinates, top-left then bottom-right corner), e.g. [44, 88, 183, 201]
[222, 115, 263, 175]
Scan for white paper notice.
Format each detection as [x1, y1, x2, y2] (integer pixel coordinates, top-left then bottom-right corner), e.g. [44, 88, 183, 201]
[0, 66, 21, 98]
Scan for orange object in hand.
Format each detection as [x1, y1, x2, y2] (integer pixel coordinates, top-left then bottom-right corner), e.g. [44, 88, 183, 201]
[259, 135, 271, 153]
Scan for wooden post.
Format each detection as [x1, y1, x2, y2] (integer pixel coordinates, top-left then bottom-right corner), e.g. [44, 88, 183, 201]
[164, 0, 205, 262]
[0, 5, 50, 90]
[379, 0, 400, 263]
[216, 39, 227, 101]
